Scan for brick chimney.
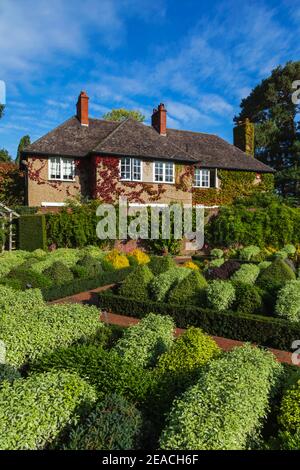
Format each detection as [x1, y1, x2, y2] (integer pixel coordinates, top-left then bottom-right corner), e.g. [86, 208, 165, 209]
[233, 118, 254, 156]
[76, 91, 89, 126]
[152, 103, 167, 136]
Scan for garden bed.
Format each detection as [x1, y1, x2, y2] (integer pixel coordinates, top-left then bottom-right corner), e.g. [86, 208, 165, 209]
[98, 290, 300, 351]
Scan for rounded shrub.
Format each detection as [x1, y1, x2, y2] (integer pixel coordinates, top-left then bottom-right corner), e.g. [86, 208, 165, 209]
[127, 249, 150, 266]
[277, 379, 300, 449]
[30, 345, 154, 404]
[210, 248, 223, 259]
[231, 264, 260, 285]
[119, 265, 153, 301]
[275, 280, 300, 322]
[0, 371, 96, 450]
[149, 267, 190, 302]
[64, 394, 142, 450]
[206, 280, 235, 311]
[209, 258, 224, 268]
[4, 267, 52, 290]
[103, 250, 130, 271]
[256, 258, 296, 294]
[239, 245, 261, 261]
[258, 261, 272, 271]
[168, 270, 207, 306]
[74, 255, 102, 278]
[43, 261, 74, 285]
[113, 313, 174, 368]
[232, 282, 263, 315]
[148, 255, 176, 276]
[160, 344, 282, 450]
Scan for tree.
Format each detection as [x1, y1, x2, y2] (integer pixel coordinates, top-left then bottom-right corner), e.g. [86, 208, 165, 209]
[102, 108, 145, 122]
[16, 135, 31, 164]
[235, 61, 300, 200]
[0, 149, 12, 162]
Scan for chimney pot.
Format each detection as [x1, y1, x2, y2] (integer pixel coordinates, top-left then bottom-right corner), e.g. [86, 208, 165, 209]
[151, 102, 167, 136]
[76, 91, 89, 126]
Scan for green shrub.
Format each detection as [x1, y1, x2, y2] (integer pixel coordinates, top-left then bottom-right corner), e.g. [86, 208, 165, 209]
[149, 267, 190, 302]
[239, 245, 261, 261]
[168, 270, 207, 306]
[206, 280, 235, 311]
[210, 248, 223, 259]
[64, 394, 142, 450]
[0, 364, 21, 383]
[160, 345, 282, 450]
[0, 372, 96, 450]
[74, 255, 102, 278]
[275, 280, 300, 322]
[232, 282, 263, 315]
[43, 261, 74, 285]
[277, 379, 300, 449]
[282, 244, 296, 256]
[4, 268, 52, 290]
[256, 259, 296, 294]
[231, 264, 260, 285]
[1, 299, 103, 368]
[18, 214, 47, 251]
[119, 265, 153, 301]
[275, 250, 288, 259]
[113, 313, 174, 368]
[258, 261, 272, 271]
[0, 285, 44, 312]
[148, 255, 176, 275]
[209, 258, 224, 268]
[98, 291, 300, 350]
[30, 345, 154, 404]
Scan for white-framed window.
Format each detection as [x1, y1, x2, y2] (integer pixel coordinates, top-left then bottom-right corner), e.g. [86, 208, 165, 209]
[194, 168, 211, 188]
[49, 157, 75, 181]
[120, 157, 142, 181]
[153, 161, 174, 183]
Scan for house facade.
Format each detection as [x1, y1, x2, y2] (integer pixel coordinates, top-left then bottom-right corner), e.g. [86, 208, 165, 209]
[22, 92, 274, 208]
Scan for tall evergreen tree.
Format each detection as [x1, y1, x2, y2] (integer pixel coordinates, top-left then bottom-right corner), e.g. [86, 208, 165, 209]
[0, 148, 12, 162]
[235, 61, 300, 200]
[16, 135, 31, 164]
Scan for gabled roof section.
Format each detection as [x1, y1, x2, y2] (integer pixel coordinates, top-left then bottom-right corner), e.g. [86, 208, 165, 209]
[92, 118, 196, 162]
[23, 117, 119, 157]
[167, 128, 274, 173]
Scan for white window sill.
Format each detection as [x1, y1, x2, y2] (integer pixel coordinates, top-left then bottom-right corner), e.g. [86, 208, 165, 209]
[153, 180, 175, 185]
[49, 178, 76, 182]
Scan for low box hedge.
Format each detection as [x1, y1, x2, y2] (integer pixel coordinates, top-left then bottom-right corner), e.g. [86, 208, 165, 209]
[41, 267, 133, 301]
[98, 290, 300, 351]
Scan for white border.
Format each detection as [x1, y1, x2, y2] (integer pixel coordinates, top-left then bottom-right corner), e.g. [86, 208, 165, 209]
[41, 202, 66, 207]
[48, 157, 76, 182]
[152, 161, 175, 184]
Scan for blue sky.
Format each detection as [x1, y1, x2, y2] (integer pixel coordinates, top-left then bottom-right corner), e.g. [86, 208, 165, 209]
[0, 0, 299, 159]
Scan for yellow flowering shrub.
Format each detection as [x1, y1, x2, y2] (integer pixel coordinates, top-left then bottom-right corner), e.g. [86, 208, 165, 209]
[103, 249, 130, 270]
[183, 261, 200, 271]
[128, 249, 150, 265]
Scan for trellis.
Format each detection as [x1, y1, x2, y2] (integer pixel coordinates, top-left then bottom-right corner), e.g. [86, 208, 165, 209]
[0, 203, 19, 251]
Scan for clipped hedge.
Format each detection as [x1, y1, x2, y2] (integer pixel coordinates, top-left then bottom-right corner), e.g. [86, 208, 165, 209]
[119, 265, 153, 301]
[232, 282, 264, 315]
[168, 270, 207, 306]
[160, 345, 282, 450]
[29, 344, 154, 404]
[275, 280, 300, 322]
[64, 394, 142, 450]
[149, 267, 190, 302]
[277, 378, 300, 449]
[148, 255, 176, 275]
[1, 293, 103, 367]
[41, 267, 132, 301]
[98, 291, 300, 350]
[18, 214, 47, 251]
[256, 259, 296, 293]
[113, 313, 175, 368]
[0, 371, 96, 450]
[231, 264, 260, 285]
[43, 261, 74, 285]
[206, 280, 235, 311]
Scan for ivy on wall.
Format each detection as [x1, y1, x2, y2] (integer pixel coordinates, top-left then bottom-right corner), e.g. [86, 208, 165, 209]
[192, 170, 274, 206]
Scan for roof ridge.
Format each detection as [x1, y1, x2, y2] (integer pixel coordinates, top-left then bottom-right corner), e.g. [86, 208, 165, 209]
[91, 118, 129, 152]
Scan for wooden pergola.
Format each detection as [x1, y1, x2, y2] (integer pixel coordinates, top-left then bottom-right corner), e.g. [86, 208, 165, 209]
[0, 203, 19, 251]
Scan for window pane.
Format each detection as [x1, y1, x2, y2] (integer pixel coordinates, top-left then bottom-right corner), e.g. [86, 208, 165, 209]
[154, 162, 164, 182]
[201, 169, 210, 187]
[120, 157, 131, 180]
[194, 168, 201, 187]
[165, 162, 174, 182]
[62, 158, 75, 180]
[50, 157, 61, 179]
[132, 159, 141, 181]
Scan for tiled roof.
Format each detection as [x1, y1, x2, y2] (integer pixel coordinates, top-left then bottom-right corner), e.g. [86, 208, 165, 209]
[22, 116, 274, 172]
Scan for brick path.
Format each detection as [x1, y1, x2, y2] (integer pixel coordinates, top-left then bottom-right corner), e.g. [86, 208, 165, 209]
[50, 285, 298, 367]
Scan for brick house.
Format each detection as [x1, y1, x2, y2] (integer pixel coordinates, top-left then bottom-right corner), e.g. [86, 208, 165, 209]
[21, 91, 274, 208]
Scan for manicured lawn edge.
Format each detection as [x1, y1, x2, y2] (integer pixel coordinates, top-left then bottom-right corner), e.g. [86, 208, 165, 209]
[41, 267, 133, 301]
[98, 290, 300, 351]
